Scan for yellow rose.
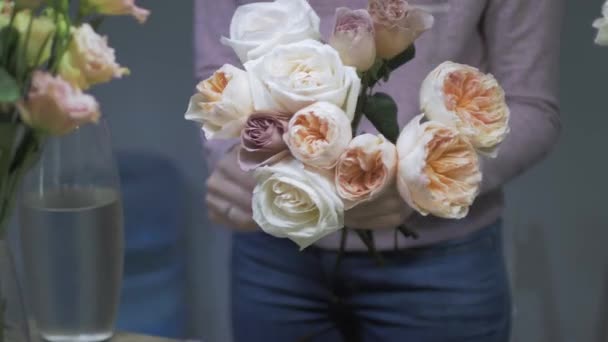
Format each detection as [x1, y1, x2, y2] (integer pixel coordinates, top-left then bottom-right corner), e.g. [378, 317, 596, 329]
[58, 23, 129, 90]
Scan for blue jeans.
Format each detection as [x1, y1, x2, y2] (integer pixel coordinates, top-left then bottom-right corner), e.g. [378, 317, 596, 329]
[231, 221, 511, 342]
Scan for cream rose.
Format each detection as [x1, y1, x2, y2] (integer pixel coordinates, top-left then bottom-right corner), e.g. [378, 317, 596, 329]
[245, 39, 361, 120]
[252, 158, 344, 250]
[20, 71, 100, 136]
[221, 0, 321, 63]
[396, 115, 481, 219]
[594, 1, 608, 46]
[335, 134, 397, 209]
[58, 23, 129, 90]
[285, 102, 352, 169]
[420, 61, 510, 157]
[185, 64, 254, 140]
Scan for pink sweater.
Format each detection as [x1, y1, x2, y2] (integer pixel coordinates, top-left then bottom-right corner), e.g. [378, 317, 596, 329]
[194, 0, 563, 250]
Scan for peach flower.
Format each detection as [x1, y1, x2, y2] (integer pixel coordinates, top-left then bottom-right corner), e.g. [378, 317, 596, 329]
[396, 114, 481, 219]
[284, 102, 352, 170]
[335, 134, 397, 209]
[20, 71, 100, 135]
[420, 61, 510, 157]
[185, 64, 254, 140]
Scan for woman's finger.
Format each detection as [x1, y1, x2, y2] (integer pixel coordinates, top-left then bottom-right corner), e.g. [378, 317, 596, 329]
[207, 178, 253, 213]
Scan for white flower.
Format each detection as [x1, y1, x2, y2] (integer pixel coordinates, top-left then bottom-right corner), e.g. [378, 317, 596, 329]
[245, 39, 361, 120]
[252, 158, 344, 250]
[285, 102, 352, 169]
[185, 64, 253, 140]
[420, 61, 510, 157]
[335, 134, 397, 209]
[396, 115, 481, 219]
[594, 1, 608, 46]
[221, 0, 321, 63]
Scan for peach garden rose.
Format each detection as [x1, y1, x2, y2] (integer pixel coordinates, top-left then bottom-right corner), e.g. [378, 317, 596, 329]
[185, 64, 254, 140]
[396, 114, 481, 219]
[420, 61, 510, 157]
[284, 102, 352, 170]
[335, 134, 397, 209]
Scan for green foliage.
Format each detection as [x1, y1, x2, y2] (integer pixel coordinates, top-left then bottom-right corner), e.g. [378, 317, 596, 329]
[363, 92, 400, 143]
[0, 68, 20, 102]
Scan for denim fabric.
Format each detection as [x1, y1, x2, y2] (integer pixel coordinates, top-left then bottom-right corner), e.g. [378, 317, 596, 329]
[231, 221, 511, 342]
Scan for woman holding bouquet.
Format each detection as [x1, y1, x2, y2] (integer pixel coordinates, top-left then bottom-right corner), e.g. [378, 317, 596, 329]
[193, 0, 562, 341]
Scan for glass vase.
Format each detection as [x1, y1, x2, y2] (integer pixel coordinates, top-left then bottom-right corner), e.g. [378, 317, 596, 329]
[20, 120, 124, 342]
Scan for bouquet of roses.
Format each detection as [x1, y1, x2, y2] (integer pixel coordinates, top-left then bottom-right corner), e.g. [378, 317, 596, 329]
[186, 0, 510, 253]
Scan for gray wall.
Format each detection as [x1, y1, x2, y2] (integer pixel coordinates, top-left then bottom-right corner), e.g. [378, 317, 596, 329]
[97, 1, 608, 341]
[507, 1, 608, 341]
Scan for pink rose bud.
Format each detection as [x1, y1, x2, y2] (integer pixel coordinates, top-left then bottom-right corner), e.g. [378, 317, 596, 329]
[85, 0, 150, 23]
[368, 0, 434, 59]
[20, 71, 100, 136]
[239, 111, 291, 171]
[329, 8, 376, 72]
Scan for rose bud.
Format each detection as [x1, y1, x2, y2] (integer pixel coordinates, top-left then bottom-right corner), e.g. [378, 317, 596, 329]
[285, 102, 353, 170]
[238, 111, 291, 171]
[329, 8, 376, 72]
[368, 0, 434, 59]
[420, 61, 510, 157]
[396, 114, 481, 219]
[335, 134, 397, 209]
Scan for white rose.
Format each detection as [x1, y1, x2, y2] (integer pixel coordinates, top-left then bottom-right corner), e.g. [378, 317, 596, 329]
[594, 1, 608, 46]
[185, 64, 253, 139]
[244, 39, 361, 120]
[253, 158, 344, 250]
[221, 0, 321, 63]
[285, 102, 352, 169]
[396, 114, 481, 219]
[420, 61, 510, 157]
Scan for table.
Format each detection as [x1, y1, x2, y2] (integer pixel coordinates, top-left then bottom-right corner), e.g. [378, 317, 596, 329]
[112, 333, 179, 341]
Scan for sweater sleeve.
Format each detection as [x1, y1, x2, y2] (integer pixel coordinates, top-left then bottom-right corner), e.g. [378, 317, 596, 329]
[479, 0, 564, 193]
[193, 0, 240, 172]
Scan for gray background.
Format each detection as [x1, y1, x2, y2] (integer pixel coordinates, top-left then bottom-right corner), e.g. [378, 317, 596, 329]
[96, 0, 608, 341]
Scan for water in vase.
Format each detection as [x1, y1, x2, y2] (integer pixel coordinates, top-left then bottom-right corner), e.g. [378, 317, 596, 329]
[20, 187, 124, 342]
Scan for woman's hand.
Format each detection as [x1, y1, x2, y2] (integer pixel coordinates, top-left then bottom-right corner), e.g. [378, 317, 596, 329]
[345, 189, 415, 230]
[206, 147, 258, 231]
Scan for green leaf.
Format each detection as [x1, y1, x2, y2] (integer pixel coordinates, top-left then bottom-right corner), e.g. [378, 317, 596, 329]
[0, 68, 20, 102]
[363, 92, 400, 143]
[386, 44, 416, 71]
